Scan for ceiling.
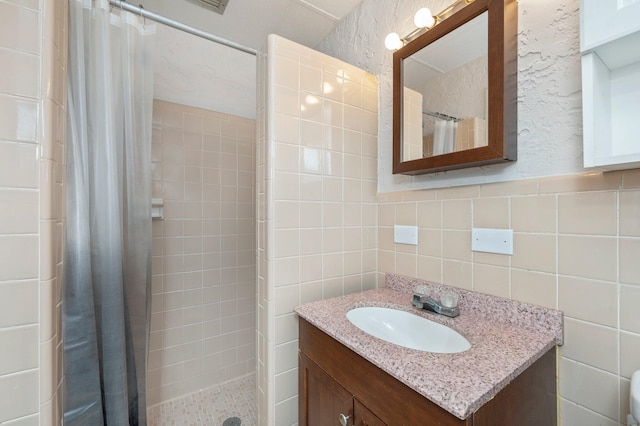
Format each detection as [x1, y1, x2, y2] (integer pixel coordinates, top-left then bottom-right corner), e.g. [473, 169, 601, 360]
[139, 0, 364, 51]
[140, 0, 363, 118]
[152, 23, 257, 118]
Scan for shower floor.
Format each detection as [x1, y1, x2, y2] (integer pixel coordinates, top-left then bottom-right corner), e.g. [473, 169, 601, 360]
[147, 374, 256, 425]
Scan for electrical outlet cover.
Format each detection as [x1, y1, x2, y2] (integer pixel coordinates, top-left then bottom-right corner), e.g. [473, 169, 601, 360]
[471, 228, 513, 255]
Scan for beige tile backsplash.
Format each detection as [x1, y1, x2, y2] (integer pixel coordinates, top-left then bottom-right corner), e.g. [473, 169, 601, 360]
[561, 318, 618, 374]
[620, 285, 640, 334]
[559, 235, 617, 281]
[620, 191, 640, 237]
[510, 269, 557, 308]
[472, 263, 510, 298]
[560, 357, 620, 420]
[559, 276, 618, 327]
[621, 332, 640, 378]
[472, 197, 509, 229]
[511, 194, 556, 232]
[442, 199, 471, 229]
[378, 171, 640, 424]
[558, 191, 617, 235]
[512, 233, 556, 273]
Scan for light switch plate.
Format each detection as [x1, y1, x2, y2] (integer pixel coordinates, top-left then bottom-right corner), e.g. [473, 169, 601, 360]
[471, 228, 513, 255]
[394, 225, 418, 245]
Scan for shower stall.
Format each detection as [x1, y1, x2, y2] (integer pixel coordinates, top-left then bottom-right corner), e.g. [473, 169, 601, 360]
[64, 1, 259, 423]
[144, 18, 258, 426]
[146, 97, 257, 421]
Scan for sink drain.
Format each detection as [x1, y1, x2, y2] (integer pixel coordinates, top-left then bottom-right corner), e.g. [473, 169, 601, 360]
[222, 417, 241, 426]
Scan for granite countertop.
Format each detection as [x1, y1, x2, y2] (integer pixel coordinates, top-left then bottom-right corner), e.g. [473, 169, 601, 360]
[294, 273, 563, 420]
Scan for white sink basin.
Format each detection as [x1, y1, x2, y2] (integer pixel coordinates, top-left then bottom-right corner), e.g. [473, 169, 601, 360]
[346, 307, 471, 353]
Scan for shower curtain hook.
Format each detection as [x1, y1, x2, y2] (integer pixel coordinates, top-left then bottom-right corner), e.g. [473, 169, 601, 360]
[138, 4, 146, 27]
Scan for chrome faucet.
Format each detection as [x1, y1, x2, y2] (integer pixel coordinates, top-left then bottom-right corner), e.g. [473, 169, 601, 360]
[412, 288, 460, 318]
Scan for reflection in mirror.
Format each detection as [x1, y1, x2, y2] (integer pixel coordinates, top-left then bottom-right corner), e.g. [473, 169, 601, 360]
[403, 12, 488, 161]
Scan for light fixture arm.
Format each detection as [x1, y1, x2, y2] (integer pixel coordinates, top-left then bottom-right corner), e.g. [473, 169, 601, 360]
[386, 0, 475, 50]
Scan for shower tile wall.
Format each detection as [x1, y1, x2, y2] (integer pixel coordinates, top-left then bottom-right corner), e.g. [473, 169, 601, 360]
[148, 100, 256, 406]
[256, 35, 379, 425]
[0, 0, 67, 424]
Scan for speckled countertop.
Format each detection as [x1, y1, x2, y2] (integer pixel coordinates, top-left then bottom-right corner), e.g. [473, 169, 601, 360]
[294, 273, 563, 420]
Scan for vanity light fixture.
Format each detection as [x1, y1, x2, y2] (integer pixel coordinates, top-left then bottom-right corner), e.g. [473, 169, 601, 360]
[385, 0, 475, 51]
[384, 32, 404, 50]
[414, 7, 436, 29]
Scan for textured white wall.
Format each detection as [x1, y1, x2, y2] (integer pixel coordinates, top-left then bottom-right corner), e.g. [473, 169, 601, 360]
[419, 54, 488, 136]
[153, 24, 257, 119]
[317, 0, 583, 192]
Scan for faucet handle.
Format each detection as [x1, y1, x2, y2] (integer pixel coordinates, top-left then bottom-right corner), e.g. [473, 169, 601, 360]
[441, 291, 459, 308]
[415, 285, 429, 296]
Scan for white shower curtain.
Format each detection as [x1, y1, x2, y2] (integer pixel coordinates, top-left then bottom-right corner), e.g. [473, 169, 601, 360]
[63, 0, 155, 424]
[432, 119, 458, 156]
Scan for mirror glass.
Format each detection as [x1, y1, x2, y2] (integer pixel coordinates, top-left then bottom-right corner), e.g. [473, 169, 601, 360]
[402, 12, 488, 161]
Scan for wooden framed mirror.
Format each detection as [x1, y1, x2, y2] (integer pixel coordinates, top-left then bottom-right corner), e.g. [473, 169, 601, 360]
[392, 0, 517, 175]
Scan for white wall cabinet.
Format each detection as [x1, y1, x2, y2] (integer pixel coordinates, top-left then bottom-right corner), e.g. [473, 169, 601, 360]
[580, 0, 640, 170]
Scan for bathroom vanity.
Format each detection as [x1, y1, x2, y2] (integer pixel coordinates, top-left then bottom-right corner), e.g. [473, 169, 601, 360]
[295, 274, 563, 425]
[299, 319, 555, 426]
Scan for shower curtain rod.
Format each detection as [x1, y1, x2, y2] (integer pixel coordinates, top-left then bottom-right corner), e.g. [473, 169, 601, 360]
[108, 0, 257, 56]
[422, 109, 463, 122]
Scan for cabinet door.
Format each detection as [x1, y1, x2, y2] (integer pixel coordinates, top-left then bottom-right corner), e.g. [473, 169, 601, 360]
[299, 352, 353, 426]
[354, 399, 387, 426]
[581, 0, 640, 51]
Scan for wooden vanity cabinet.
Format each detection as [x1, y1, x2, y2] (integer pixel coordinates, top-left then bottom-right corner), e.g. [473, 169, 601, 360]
[298, 318, 556, 426]
[300, 351, 386, 426]
[299, 350, 354, 425]
[353, 399, 386, 426]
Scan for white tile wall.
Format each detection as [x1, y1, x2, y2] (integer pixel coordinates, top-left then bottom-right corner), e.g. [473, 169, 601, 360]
[257, 34, 379, 425]
[0, 0, 66, 424]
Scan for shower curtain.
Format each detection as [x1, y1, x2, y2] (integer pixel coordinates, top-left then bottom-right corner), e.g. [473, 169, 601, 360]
[63, 0, 155, 424]
[432, 119, 457, 156]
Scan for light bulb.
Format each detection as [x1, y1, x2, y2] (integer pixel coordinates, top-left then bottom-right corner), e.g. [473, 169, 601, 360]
[384, 32, 403, 51]
[414, 7, 435, 28]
